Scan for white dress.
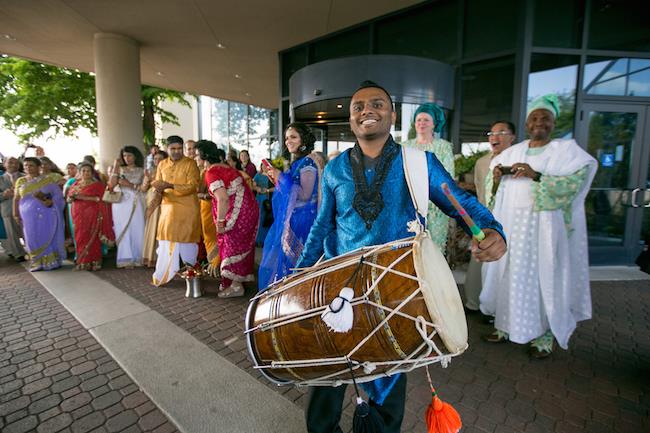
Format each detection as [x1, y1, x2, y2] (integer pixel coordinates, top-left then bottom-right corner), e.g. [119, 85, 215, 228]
[112, 167, 145, 268]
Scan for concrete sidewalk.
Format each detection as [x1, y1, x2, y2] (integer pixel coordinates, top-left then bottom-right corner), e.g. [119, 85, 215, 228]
[26, 263, 304, 433]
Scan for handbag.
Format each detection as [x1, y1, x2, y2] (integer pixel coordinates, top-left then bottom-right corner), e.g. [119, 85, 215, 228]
[102, 187, 122, 203]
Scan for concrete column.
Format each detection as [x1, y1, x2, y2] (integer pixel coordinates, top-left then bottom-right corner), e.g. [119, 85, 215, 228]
[93, 33, 143, 172]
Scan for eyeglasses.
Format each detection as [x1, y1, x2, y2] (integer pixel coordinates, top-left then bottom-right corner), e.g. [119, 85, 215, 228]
[486, 131, 512, 137]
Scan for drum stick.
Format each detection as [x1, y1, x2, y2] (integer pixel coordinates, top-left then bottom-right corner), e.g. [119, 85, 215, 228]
[440, 182, 485, 242]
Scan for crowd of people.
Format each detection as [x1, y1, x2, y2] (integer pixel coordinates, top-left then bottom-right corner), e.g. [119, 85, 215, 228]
[0, 84, 599, 432]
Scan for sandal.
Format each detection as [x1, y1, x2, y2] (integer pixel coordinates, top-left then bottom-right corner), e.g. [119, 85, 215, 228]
[218, 282, 244, 298]
[482, 330, 508, 343]
[528, 345, 552, 359]
[528, 332, 554, 359]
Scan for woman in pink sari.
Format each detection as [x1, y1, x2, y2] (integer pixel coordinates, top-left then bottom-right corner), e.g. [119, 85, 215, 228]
[195, 140, 259, 298]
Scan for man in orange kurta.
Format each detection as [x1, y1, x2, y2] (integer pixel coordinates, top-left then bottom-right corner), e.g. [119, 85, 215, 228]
[152, 136, 201, 286]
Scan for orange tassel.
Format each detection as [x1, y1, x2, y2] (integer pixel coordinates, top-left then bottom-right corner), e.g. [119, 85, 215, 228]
[425, 390, 462, 433]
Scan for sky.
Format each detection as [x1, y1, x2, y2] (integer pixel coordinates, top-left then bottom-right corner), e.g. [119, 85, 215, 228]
[0, 123, 97, 169]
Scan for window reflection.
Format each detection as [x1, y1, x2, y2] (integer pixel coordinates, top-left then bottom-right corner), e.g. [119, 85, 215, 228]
[588, 0, 650, 52]
[206, 97, 276, 161]
[211, 99, 229, 148]
[460, 57, 515, 144]
[584, 57, 650, 97]
[533, 0, 583, 48]
[527, 54, 578, 139]
[584, 111, 638, 246]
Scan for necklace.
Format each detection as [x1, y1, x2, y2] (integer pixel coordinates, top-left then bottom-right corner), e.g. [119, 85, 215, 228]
[349, 137, 400, 230]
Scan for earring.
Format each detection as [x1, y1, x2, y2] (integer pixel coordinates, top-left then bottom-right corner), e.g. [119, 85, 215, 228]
[300, 145, 306, 151]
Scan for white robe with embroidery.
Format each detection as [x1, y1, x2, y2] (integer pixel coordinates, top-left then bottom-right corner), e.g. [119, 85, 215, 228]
[480, 139, 597, 348]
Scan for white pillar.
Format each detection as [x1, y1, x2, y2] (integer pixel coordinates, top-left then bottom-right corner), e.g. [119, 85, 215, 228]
[93, 33, 143, 172]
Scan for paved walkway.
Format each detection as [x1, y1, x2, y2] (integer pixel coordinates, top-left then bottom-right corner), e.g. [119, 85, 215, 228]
[0, 257, 179, 433]
[2, 252, 649, 433]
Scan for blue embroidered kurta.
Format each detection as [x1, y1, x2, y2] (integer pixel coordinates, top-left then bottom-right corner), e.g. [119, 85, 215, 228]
[296, 137, 504, 404]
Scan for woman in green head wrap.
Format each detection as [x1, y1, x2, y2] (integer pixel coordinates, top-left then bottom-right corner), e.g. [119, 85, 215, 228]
[401, 102, 455, 254]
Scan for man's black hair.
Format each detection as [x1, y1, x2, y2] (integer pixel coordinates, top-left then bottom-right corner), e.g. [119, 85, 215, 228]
[352, 80, 394, 109]
[166, 135, 184, 145]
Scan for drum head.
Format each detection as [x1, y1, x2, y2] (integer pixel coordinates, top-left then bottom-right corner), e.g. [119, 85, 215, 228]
[412, 233, 468, 353]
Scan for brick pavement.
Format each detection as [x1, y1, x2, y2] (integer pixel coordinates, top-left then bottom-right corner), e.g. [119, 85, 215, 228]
[0, 257, 180, 433]
[3, 250, 649, 433]
[92, 258, 650, 433]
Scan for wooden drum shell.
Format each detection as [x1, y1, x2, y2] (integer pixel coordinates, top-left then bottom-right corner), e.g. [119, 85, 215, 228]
[246, 240, 450, 384]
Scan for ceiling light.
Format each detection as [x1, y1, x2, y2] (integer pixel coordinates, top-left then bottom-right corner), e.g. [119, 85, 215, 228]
[234, 74, 241, 79]
[245, 92, 251, 97]
[216, 43, 226, 49]
[317, 115, 323, 119]
[2, 34, 16, 41]
[156, 71, 164, 77]
[336, 104, 343, 109]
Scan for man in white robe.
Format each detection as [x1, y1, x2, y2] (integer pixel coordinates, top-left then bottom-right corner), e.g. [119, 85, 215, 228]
[480, 94, 598, 358]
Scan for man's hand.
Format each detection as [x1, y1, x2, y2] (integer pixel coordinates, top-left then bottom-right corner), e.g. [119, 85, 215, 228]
[152, 180, 172, 192]
[471, 228, 506, 262]
[492, 165, 504, 183]
[2, 188, 13, 199]
[511, 163, 536, 180]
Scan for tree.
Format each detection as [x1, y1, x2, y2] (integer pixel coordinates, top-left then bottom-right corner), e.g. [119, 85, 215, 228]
[141, 85, 190, 146]
[0, 57, 97, 141]
[0, 57, 189, 146]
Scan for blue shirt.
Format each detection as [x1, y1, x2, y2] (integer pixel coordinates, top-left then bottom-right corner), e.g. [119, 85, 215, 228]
[297, 139, 504, 268]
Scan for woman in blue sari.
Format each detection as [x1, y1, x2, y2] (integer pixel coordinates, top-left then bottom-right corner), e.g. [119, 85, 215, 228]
[13, 157, 66, 271]
[258, 122, 319, 290]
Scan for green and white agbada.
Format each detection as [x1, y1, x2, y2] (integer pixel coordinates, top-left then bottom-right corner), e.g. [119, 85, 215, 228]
[481, 138, 597, 350]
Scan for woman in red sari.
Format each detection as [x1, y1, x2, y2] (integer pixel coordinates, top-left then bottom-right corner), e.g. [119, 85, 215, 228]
[66, 162, 114, 270]
[195, 140, 259, 298]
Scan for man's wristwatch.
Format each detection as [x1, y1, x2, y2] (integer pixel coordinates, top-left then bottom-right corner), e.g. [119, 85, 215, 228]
[532, 171, 542, 182]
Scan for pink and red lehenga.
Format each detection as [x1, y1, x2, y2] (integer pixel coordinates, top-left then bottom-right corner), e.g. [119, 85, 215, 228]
[205, 164, 259, 295]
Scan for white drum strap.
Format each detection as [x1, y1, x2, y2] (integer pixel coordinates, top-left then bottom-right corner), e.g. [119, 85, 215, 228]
[402, 146, 429, 225]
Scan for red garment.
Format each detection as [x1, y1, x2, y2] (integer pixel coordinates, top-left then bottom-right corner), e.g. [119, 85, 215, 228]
[68, 180, 114, 266]
[205, 165, 259, 288]
[244, 161, 257, 179]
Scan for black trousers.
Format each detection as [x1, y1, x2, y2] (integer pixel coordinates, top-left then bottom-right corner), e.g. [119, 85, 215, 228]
[305, 374, 407, 433]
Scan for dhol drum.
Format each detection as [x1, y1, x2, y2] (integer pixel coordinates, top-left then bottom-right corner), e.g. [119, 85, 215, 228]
[246, 232, 468, 386]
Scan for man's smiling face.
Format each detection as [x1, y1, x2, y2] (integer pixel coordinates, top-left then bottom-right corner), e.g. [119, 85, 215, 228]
[349, 87, 395, 142]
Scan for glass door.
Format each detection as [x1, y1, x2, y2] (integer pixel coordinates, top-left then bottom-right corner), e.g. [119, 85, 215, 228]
[577, 103, 649, 265]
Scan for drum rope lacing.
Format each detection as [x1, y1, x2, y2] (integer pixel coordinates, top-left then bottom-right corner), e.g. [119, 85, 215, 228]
[247, 247, 419, 334]
[249, 237, 468, 386]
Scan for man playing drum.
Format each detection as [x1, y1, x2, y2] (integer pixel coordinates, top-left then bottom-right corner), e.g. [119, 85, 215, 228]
[296, 81, 507, 433]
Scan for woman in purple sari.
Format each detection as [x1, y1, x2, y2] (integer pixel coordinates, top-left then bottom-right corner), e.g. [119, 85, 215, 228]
[13, 157, 66, 271]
